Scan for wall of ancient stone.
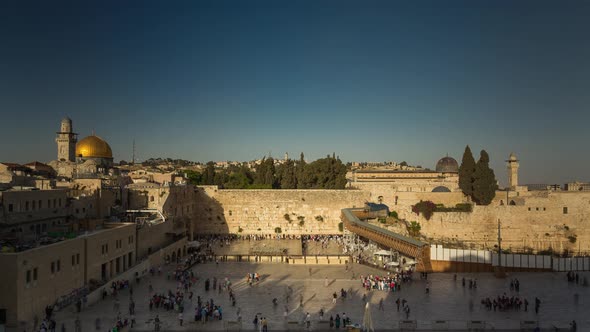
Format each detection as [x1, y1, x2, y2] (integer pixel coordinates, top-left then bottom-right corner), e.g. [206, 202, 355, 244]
[192, 186, 590, 253]
[193, 187, 370, 234]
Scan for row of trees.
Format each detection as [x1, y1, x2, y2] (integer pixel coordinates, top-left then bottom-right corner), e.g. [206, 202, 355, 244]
[458, 145, 498, 205]
[185, 153, 348, 189]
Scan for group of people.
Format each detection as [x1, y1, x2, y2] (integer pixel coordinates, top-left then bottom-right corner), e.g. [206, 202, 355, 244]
[359, 271, 413, 292]
[328, 312, 351, 329]
[480, 294, 528, 312]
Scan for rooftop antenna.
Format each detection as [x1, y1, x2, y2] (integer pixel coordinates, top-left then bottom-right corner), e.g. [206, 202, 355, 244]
[132, 139, 136, 165]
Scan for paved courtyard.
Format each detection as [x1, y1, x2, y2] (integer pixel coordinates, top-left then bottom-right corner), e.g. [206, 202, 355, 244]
[53, 262, 589, 331]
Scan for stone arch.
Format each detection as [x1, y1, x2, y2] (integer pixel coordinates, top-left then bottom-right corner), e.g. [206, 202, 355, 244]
[150, 196, 154, 202]
[509, 200, 516, 206]
[432, 186, 451, 193]
[177, 248, 181, 260]
[500, 200, 504, 206]
[171, 251, 176, 262]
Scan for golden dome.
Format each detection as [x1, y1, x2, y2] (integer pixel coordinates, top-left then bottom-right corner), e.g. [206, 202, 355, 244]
[76, 135, 113, 159]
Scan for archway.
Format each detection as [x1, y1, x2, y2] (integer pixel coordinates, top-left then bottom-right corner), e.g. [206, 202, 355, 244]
[432, 186, 451, 193]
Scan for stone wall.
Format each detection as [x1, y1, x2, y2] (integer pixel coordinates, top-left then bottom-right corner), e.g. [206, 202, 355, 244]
[194, 187, 369, 234]
[416, 192, 590, 253]
[192, 186, 590, 253]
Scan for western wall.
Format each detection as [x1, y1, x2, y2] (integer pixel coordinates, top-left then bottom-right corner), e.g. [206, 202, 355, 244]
[192, 185, 590, 253]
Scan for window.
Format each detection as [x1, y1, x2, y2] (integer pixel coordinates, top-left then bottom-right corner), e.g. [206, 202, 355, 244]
[53, 199, 56, 208]
[82, 208, 85, 213]
[536, 207, 539, 211]
[51, 262, 55, 274]
[33, 268, 37, 281]
[8, 204, 13, 212]
[76, 253, 80, 264]
[59, 198, 62, 207]
[42, 224, 46, 232]
[57, 259, 60, 272]
[48, 200, 51, 208]
[72, 255, 75, 266]
[32, 200, 36, 210]
[26, 270, 31, 283]
[25, 201, 29, 211]
[39, 200, 42, 209]
[528, 207, 531, 211]
[150, 196, 154, 202]
[543, 208, 546, 211]
[563, 207, 568, 214]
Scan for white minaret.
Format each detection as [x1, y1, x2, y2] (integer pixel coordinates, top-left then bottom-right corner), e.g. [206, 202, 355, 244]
[284, 152, 289, 161]
[55, 117, 77, 162]
[507, 152, 519, 188]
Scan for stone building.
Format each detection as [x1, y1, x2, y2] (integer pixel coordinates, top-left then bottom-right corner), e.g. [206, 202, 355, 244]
[49, 118, 114, 178]
[349, 155, 460, 193]
[0, 222, 136, 329]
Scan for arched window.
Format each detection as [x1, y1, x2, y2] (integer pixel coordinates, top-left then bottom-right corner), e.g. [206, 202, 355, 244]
[150, 196, 154, 202]
[509, 200, 516, 206]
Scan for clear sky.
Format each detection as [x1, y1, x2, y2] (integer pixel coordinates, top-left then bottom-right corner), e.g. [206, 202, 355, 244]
[1, 0, 589, 186]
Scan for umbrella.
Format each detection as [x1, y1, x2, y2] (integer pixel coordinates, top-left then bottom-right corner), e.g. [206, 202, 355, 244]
[363, 302, 374, 332]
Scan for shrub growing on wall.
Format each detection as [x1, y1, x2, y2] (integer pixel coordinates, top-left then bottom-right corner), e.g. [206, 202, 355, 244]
[411, 200, 436, 220]
[275, 227, 282, 234]
[407, 221, 421, 237]
[338, 222, 344, 232]
[388, 211, 398, 219]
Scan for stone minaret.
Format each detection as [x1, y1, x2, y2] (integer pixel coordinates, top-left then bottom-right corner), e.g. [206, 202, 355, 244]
[507, 152, 519, 188]
[55, 117, 77, 162]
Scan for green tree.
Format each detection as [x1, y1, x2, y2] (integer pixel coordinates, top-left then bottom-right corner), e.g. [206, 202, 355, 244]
[278, 159, 297, 189]
[296, 153, 308, 189]
[202, 161, 216, 185]
[254, 157, 277, 188]
[459, 145, 476, 197]
[185, 170, 203, 185]
[472, 150, 498, 205]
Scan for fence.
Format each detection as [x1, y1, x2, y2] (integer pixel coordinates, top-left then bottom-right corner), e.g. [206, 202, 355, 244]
[430, 245, 590, 272]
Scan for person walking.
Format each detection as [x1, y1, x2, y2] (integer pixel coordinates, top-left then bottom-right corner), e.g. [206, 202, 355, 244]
[379, 298, 384, 311]
[333, 292, 337, 304]
[154, 315, 161, 332]
[178, 312, 183, 326]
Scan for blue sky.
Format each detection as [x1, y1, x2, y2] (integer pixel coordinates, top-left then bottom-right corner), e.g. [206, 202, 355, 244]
[1, 0, 589, 185]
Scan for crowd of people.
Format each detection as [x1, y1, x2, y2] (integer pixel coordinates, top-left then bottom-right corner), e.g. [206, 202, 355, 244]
[359, 271, 413, 292]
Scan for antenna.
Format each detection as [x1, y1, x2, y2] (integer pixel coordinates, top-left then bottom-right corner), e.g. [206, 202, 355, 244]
[132, 139, 136, 164]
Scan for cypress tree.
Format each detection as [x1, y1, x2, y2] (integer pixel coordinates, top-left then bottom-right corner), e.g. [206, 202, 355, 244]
[472, 150, 498, 205]
[296, 153, 308, 189]
[458, 145, 476, 197]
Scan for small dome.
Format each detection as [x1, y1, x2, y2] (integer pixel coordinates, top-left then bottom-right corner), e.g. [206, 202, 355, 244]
[76, 135, 113, 159]
[61, 117, 72, 124]
[436, 156, 459, 173]
[509, 152, 518, 161]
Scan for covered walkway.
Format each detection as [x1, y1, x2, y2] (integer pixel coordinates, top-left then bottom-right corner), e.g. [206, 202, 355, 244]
[341, 208, 432, 271]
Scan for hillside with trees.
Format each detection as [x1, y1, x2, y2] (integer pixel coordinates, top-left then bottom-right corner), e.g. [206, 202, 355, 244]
[185, 153, 348, 189]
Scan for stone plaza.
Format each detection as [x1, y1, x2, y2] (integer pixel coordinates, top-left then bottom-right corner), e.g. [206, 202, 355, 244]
[51, 260, 588, 331]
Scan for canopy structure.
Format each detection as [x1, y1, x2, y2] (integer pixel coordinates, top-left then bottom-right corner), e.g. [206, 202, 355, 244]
[186, 241, 201, 248]
[374, 249, 394, 256]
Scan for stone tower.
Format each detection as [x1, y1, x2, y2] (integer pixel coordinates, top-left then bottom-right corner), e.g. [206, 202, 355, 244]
[507, 152, 519, 188]
[55, 117, 77, 162]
